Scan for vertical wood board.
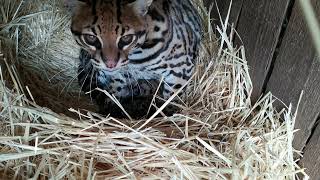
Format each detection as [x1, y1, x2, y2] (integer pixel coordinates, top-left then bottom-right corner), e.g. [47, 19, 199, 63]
[236, 0, 291, 102]
[266, 0, 320, 151]
[300, 121, 320, 179]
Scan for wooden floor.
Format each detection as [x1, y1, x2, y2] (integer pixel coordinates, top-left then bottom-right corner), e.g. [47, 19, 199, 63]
[205, 0, 320, 178]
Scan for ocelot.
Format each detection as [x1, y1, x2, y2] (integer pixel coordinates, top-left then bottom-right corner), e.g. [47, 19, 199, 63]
[66, 0, 202, 117]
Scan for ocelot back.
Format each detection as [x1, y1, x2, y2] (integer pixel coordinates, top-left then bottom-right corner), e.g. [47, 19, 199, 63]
[67, 0, 202, 117]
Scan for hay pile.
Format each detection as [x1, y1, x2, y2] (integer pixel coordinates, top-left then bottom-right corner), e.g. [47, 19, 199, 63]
[0, 0, 96, 116]
[0, 0, 308, 179]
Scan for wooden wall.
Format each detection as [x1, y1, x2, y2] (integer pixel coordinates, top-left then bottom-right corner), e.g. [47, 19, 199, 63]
[205, 0, 320, 178]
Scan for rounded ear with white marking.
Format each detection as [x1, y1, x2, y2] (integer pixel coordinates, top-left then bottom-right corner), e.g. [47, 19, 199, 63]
[128, 0, 153, 16]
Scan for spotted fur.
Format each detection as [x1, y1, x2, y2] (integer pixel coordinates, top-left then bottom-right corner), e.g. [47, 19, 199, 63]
[68, 0, 202, 115]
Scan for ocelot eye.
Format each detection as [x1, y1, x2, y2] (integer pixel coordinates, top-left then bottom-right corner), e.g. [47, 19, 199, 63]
[83, 34, 98, 46]
[118, 34, 135, 48]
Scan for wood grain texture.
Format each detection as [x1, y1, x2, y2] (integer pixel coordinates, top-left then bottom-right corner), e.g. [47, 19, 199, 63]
[293, 58, 320, 151]
[300, 121, 320, 179]
[235, 0, 291, 102]
[266, 0, 320, 151]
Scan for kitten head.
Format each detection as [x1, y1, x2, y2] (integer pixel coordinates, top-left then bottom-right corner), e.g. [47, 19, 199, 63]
[66, 0, 153, 71]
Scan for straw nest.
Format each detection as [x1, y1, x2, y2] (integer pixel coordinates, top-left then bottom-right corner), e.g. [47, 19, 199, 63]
[0, 0, 309, 179]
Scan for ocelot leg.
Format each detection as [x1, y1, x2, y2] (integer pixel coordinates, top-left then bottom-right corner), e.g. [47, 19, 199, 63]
[96, 78, 162, 118]
[162, 65, 194, 99]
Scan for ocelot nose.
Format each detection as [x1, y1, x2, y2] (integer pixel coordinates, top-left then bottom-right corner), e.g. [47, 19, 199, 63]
[106, 59, 118, 68]
[102, 45, 119, 69]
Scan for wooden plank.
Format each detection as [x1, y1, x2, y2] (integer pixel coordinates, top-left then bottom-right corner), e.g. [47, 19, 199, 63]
[293, 58, 320, 151]
[235, 0, 291, 102]
[266, 0, 320, 150]
[300, 121, 320, 179]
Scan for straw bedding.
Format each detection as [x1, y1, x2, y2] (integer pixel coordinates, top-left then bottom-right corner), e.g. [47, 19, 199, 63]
[0, 0, 308, 179]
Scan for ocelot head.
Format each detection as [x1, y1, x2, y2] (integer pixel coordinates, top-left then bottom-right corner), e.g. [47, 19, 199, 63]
[65, 0, 153, 71]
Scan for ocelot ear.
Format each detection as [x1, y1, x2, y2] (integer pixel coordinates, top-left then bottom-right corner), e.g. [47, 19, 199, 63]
[128, 0, 153, 16]
[64, 0, 91, 10]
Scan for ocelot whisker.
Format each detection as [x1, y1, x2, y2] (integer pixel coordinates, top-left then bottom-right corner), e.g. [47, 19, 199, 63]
[60, 68, 85, 95]
[88, 65, 96, 102]
[78, 64, 93, 100]
[49, 66, 75, 82]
